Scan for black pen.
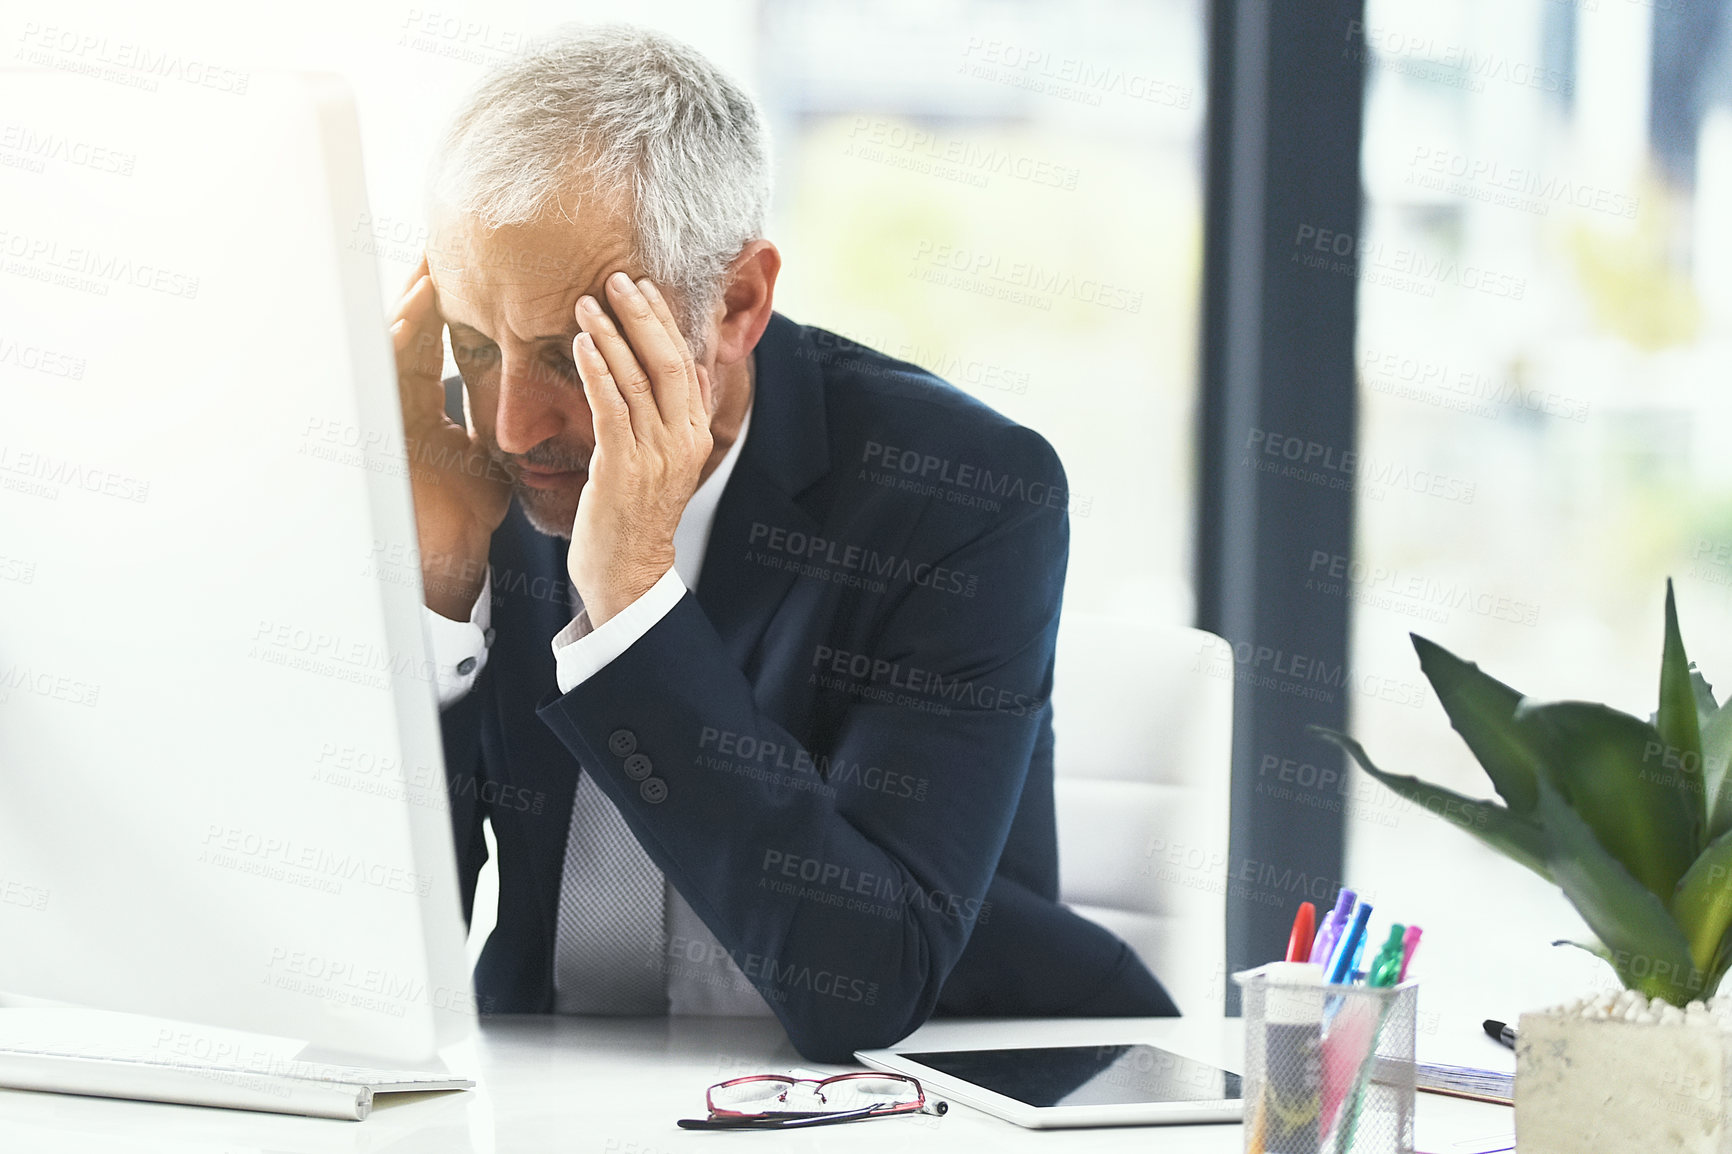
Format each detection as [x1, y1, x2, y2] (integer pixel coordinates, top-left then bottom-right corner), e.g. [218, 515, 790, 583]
[1482, 1019, 1517, 1050]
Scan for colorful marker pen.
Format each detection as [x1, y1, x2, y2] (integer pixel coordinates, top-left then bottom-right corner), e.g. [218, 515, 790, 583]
[1397, 925, 1422, 982]
[1309, 888, 1356, 967]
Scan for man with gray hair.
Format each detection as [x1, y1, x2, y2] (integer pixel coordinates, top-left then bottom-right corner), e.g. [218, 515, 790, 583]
[395, 23, 1176, 1062]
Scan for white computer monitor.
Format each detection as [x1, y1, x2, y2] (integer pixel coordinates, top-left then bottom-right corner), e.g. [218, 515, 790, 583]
[0, 67, 472, 1067]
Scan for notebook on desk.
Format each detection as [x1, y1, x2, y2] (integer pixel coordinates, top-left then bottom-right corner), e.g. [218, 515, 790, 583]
[1414, 1061, 1513, 1105]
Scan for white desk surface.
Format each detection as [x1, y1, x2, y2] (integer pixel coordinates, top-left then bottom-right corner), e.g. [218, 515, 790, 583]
[0, 1015, 1515, 1154]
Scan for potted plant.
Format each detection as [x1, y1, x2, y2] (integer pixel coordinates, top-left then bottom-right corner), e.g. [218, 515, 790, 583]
[1312, 581, 1732, 1152]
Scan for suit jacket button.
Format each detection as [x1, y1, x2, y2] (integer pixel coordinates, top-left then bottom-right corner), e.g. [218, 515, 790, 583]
[608, 729, 637, 757]
[640, 778, 668, 804]
[455, 657, 477, 676]
[623, 753, 653, 781]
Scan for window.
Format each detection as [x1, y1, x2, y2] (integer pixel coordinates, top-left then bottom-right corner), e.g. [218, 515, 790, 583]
[1348, 0, 1732, 1012]
[759, 0, 1207, 618]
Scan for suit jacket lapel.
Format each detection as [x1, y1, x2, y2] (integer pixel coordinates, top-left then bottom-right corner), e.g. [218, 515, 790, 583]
[695, 312, 830, 672]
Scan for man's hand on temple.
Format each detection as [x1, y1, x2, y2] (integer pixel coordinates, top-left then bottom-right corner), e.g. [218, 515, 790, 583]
[567, 271, 714, 627]
[391, 255, 513, 621]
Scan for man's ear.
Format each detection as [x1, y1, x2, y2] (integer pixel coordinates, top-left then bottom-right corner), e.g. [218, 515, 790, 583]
[710, 240, 781, 367]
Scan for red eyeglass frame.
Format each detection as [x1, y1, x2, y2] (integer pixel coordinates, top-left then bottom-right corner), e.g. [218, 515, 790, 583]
[705, 1072, 930, 1119]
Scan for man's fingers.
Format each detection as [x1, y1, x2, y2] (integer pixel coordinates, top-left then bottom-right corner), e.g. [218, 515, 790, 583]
[633, 277, 703, 426]
[399, 254, 431, 300]
[633, 277, 697, 372]
[695, 362, 713, 418]
[575, 293, 659, 436]
[574, 331, 634, 457]
[393, 275, 448, 430]
[605, 272, 690, 427]
[394, 276, 446, 381]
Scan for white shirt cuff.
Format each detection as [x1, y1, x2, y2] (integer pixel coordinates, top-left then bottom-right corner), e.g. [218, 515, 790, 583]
[426, 571, 493, 708]
[552, 567, 686, 694]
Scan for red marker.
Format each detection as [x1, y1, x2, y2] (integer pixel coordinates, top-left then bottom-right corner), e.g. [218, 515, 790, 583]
[1285, 901, 1317, 963]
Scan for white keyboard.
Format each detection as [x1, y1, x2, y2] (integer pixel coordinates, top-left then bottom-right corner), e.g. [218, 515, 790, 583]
[0, 1038, 472, 1120]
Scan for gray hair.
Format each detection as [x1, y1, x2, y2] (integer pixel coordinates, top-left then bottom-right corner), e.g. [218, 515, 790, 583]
[428, 24, 771, 342]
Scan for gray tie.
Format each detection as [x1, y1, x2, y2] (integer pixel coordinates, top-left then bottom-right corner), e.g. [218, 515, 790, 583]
[552, 769, 669, 1014]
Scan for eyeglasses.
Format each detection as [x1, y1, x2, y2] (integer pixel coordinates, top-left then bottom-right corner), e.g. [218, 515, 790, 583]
[676, 1072, 948, 1131]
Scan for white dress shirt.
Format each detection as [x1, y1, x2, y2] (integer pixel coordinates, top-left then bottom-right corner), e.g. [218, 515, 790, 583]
[424, 404, 772, 1015]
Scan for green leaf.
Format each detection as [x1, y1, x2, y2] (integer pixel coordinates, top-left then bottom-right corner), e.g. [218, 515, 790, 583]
[1706, 925, 1732, 999]
[1531, 772, 1705, 1004]
[1688, 669, 1724, 833]
[1551, 938, 1614, 966]
[1308, 726, 1551, 883]
[1703, 700, 1732, 843]
[1671, 827, 1732, 975]
[1690, 667, 1719, 727]
[1657, 579, 1706, 852]
[1409, 635, 1541, 815]
[1514, 701, 1699, 904]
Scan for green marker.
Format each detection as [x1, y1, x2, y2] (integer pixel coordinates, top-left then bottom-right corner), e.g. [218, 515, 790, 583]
[1367, 924, 1406, 987]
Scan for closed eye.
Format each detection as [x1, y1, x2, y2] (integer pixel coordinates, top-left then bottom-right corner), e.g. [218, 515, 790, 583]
[452, 342, 499, 369]
[543, 353, 580, 381]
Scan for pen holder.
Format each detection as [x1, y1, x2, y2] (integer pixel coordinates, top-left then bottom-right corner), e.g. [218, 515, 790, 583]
[1235, 966, 1418, 1154]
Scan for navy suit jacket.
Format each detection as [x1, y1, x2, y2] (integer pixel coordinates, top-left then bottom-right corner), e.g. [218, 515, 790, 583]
[440, 312, 1176, 1062]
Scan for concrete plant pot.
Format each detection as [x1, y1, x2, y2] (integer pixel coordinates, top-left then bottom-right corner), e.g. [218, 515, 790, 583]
[1515, 995, 1731, 1154]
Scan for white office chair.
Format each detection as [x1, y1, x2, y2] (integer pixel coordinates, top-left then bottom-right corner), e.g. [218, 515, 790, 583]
[1051, 615, 1233, 1016]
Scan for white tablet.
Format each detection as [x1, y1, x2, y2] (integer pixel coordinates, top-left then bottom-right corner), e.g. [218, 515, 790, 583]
[855, 1041, 1244, 1129]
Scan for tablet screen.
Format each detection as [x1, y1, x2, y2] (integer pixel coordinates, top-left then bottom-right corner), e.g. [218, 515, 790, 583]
[902, 1044, 1243, 1108]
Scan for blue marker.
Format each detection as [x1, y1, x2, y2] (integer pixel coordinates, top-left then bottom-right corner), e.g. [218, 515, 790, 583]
[1327, 901, 1374, 985]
